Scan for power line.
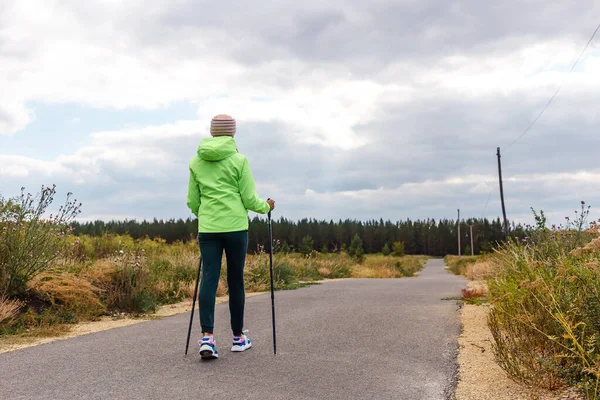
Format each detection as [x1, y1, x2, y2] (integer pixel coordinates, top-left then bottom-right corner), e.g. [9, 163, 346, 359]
[507, 22, 600, 149]
[481, 187, 493, 218]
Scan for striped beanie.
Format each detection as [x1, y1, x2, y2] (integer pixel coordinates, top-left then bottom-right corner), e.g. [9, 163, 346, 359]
[210, 114, 236, 137]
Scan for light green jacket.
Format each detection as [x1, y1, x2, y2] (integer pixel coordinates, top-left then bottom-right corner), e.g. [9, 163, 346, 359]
[187, 136, 270, 233]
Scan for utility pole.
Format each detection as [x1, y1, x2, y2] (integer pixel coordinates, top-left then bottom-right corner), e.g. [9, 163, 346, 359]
[497, 147, 509, 240]
[470, 224, 474, 256]
[457, 209, 461, 256]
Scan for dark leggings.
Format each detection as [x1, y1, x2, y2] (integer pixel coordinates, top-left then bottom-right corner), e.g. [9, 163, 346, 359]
[198, 231, 248, 336]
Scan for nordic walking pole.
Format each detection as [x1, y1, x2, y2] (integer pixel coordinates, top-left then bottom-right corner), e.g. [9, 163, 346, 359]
[267, 201, 277, 355]
[185, 255, 202, 356]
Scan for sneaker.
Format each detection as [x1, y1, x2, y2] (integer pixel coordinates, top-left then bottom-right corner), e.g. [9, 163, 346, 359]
[199, 336, 219, 360]
[231, 334, 252, 352]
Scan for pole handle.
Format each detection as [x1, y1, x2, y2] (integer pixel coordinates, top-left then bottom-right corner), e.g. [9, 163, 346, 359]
[267, 198, 272, 219]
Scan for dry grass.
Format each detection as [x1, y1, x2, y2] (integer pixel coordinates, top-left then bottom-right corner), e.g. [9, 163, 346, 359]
[354, 255, 429, 278]
[318, 267, 332, 277]
[80, 260, 117, 286]
[29, 271, 105, 318]
[2, 233, 429, 342]
[445, 255, 481, 276]
[488, 229, 600, 395]
[570, 236, 600, 256]
[465, 260, 496, 281]
[351, 265, 396, 278]
[0, 296, 23, 325]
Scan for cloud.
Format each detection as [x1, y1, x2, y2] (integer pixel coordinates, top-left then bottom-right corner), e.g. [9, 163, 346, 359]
[1, 0, 599, 226]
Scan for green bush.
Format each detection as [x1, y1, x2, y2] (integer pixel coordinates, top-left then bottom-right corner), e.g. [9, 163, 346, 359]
[348, 234, 365, 263]
[0, 186, 81, 297]
[392, 241, 405, 257]
[382, 243, 391, 256]
[104, 251, 157, 313]
[299, 235, 314, 256]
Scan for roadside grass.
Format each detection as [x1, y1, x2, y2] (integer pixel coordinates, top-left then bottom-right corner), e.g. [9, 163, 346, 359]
[444, 255, 492, 305]
[447, 205, 600, 398]
[487, 228, 600, 395]
[444, 255, 481, 276]
[1, 233, 429, 340]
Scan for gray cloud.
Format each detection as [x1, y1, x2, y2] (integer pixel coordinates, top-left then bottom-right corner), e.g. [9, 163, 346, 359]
[1, 0, 599, 226]
[147, 0, 600, 70]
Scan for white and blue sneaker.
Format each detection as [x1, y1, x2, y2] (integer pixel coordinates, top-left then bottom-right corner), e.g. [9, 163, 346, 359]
[199, 336, 219, 360]
[231, 334, 252, 352]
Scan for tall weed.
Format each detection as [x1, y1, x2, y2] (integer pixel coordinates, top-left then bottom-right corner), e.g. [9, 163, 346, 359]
[0, 186, 81, 297]
[488, 203, 600, 396]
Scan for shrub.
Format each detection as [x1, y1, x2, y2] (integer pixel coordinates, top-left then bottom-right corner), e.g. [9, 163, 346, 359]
[488, 204, 600, 394]
[0, 186, 81, 297]
[148, 258, 196, 304]
[279, 241, 291, 254]
[392, 241, 405, 257]
[464, 245, 472, 256]
[104, 251, 157, 313]
[382, 243, 391, 256]
[299, 235, 314, 256]
[348, 234, 365, 263]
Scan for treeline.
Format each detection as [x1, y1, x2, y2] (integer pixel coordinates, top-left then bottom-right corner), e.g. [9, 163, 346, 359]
[72, 216, 524, 256]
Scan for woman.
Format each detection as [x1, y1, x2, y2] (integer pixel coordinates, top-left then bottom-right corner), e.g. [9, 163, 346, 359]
[187, 114, 275, 360]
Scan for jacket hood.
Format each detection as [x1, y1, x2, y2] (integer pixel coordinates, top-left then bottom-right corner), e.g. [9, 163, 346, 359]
[197, 136, 237, 161]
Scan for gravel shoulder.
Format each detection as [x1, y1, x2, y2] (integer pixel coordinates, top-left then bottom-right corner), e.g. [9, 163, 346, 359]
[454, 282, 581, 400]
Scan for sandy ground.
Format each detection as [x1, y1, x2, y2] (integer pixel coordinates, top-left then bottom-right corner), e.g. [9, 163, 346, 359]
[455, 282, 582, 400]
[0, 292, 264, 354]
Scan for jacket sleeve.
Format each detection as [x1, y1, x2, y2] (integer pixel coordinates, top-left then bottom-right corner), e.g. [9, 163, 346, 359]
[239, 158, 270, 214]
[186, 168, 201, 217]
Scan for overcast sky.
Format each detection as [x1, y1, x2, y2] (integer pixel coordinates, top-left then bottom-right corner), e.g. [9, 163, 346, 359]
[1, 0, 599, 226]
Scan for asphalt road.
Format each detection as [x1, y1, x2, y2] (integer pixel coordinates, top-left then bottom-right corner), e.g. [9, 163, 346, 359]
[0, 259, 465, 400]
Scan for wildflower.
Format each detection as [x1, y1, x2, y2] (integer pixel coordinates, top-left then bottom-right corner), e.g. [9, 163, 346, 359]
[119, 250, 124, 254]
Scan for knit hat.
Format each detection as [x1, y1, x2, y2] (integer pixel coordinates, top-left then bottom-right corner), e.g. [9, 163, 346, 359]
[210, 114, 236, 137]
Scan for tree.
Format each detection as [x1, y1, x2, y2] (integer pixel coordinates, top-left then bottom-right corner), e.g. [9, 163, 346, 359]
[321, 244, 329, 254]
[382, 243, 391, 256]
[392, 241, 405, 257]
[279, 241, 291, 254]
[72, 214, 518, 257]
[299, 235, 314, 256]
[348, 234, 365, 263]
[464, 245, 472, 256]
